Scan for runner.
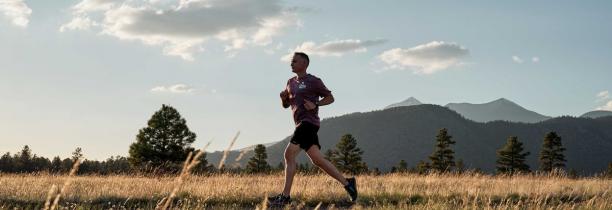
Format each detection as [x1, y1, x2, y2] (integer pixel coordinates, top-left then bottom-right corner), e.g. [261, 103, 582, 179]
[268, 52, 358, 205]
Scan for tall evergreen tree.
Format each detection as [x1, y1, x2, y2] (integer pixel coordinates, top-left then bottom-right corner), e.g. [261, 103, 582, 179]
[50, 156, 62, 173]
[496, 136, 531, 174]
[128, 104, 196, 172]
[428, 128, 456, 173]
[72, 147, 83, 162]
[539, 132, 566, 172]
[245, 144, 271, 173]
[16, 145, 33, 172]
[330, 134, 368, 174]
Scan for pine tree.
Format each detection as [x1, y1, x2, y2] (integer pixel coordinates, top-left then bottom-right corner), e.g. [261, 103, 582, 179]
[372, 167, 381, 175]
[416, 160, 431, 174]
[17, 145, 33, 172]
[496, 136, 531, 174]
[128, 104, 196, 173]
[428, 128, 456, 173]
[397, 159, 408, 172]
[331, 134, 368, 174]
[245, 144, 271, 173]
[192, 152, 212, 174]
[72, 147, 84, 162]
[0, 152, 14, 172]
[539, 132, 566, 172]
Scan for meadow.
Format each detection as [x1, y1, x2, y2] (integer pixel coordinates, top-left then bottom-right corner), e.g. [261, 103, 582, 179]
[0, 172, 610, 209]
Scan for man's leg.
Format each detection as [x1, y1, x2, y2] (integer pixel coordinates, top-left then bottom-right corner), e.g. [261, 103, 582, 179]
[282, 143, 301, 196]
[305, 146, 348, 186]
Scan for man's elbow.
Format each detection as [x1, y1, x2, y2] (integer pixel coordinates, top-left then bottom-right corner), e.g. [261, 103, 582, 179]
[327, 95, 335, 104]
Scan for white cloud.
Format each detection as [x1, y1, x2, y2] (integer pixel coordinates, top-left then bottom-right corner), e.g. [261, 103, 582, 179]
[595, 90, 612, 111]
[61, 0, 299, 60]
[512, 55, 524, 64]
[0, 0, 32, 28]
[532, 56, 540, 63]
[151, 84, 195, 94]
[59, 16, 97, 32]
[73, 0, 118, 14]
[377, 41, 469, 74]
[596, 90, 610, 101]
[281, 38, 387, 61]
[597, 100, 612, 111]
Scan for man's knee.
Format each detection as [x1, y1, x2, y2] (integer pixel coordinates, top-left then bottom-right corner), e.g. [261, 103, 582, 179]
[284, 152, 296, 163]
[284, 143, 300, 161]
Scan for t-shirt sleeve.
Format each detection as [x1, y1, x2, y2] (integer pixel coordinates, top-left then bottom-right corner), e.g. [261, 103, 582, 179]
[314, 78, 332, 97]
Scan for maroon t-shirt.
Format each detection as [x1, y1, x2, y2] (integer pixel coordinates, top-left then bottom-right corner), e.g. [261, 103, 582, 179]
[285, 74, 332, 127]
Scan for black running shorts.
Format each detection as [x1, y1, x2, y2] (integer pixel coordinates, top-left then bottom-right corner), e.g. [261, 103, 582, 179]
[290, 121, 321, 151]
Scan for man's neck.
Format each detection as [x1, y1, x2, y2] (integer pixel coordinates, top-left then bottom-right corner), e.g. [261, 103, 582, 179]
[296, 71, 308, 79]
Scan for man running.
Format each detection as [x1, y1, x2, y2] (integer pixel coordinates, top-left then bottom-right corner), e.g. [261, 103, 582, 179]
[268, 52, 358, 205]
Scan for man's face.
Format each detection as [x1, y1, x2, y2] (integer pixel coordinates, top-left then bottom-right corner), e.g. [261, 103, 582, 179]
[291, 55, 307, 73]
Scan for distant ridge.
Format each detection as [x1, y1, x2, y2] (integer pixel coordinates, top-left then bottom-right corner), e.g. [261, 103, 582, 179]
[444, 98, 551, 123]
[580, 110, 612, 119]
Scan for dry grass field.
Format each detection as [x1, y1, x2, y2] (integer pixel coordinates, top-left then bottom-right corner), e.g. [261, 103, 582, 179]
[0, 172, 610, 209]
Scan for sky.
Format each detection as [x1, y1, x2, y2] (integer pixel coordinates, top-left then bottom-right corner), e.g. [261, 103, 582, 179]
[1, 0, 611, 160]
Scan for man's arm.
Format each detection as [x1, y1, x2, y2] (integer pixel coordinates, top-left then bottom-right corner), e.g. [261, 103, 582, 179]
[280, 90, 290, 108]
[318, 94, 334, 106]
[304, 94, 334, 110]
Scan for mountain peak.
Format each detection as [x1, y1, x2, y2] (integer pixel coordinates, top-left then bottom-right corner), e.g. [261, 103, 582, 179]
[401, 97, 420, 103]
[385, 97, 423, 109]
[491, 97, 512, 104]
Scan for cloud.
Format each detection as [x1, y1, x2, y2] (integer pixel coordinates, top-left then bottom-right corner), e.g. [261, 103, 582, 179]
[512, 56, 524, 64]
[0, 0, 32, 28]
[595, 90, 612, 111]
[73, 0, 118, 14]
[61, 0, 299, 60]
[596, 90, 610, 101]
[59, 16, 97, 32]
[377, 41, 469, 74]
[597, 100, 612, 111]
[151, 84, 195, 94]
[532, 56, 540, 63]
[281, 39, 387, 61]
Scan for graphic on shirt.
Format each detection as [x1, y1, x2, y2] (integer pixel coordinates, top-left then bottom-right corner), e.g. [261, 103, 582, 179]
[298, 81, 306, 89]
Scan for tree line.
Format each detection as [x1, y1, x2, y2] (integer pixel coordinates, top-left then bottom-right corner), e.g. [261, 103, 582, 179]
[1, 104, 611, 177]
[391, 128, 579, 176]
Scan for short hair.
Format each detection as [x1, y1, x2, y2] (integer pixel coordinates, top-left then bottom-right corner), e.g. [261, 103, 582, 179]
[294, 52, 309, 65]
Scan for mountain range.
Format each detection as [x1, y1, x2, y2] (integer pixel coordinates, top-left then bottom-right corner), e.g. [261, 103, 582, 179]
[205, 98, 612, 175]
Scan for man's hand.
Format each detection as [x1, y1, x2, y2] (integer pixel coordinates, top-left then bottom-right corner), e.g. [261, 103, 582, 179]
[304, 99, 316, 110]
[280, 90, 289, 100]
[280, 90, 290, 108]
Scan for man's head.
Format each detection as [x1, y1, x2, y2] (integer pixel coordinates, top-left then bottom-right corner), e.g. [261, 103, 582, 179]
[291, 52, 309, 73]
